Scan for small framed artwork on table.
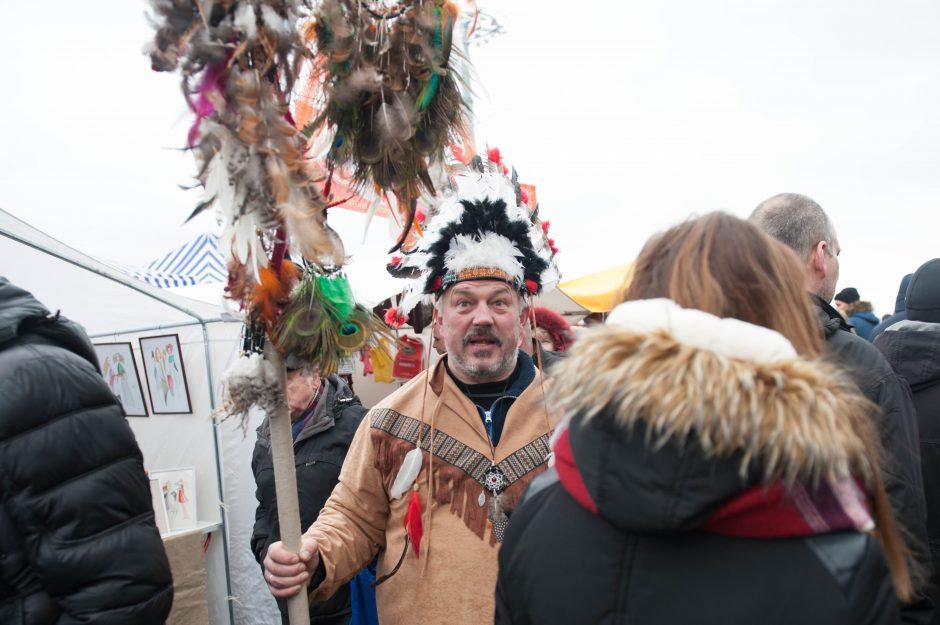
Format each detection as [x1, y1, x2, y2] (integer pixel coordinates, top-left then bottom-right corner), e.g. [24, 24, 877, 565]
[150, 468, 197, 533]
[149, 477, 170, 535]
[139, 334, 192, 414]
[93, 342, 148, 416]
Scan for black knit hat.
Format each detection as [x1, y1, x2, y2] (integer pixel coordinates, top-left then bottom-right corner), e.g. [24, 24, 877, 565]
[906, 258, 940, 323]
[834, 287, 860, 304]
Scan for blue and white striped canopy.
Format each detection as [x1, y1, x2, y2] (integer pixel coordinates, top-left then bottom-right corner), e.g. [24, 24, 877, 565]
[122, 233, 226, 288]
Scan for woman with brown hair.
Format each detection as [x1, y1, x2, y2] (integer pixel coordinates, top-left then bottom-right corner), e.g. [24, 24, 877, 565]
[495, 212, 913, 625]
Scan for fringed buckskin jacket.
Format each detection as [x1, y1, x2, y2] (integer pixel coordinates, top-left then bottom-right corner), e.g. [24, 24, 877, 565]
[304, 351, 552, 625]
[497, 299, 903, 625]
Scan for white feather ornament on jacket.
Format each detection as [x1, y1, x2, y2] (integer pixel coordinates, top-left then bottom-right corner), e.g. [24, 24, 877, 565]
[390, 447, 423, 500]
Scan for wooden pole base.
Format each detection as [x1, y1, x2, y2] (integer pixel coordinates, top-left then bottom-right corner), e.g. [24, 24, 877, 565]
[264, 343, 311, 625]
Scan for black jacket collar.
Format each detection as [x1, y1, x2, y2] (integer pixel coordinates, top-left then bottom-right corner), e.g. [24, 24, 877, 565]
[811, 293, 853, 336]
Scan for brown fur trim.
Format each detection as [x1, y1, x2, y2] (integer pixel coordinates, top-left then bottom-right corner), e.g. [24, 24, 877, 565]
[845, 300, 875, 315]
[550, 326, 874, 485]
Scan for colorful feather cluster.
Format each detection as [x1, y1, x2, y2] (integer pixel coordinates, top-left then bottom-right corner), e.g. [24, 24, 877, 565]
[147, 0, 345, 292]
[147, 1, 394, 410]
[272, 265, 397, 376]
[300, 0, 470, 252]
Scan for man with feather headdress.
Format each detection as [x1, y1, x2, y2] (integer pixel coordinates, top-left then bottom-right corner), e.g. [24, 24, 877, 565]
[261, 161, 559, 624]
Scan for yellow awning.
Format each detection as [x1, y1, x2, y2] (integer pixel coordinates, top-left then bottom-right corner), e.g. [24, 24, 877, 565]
[559, 263, 634, 313]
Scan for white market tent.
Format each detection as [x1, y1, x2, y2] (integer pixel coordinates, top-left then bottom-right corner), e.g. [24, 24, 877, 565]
[0, 209, 230, 334]
[0, 205, 589, 624]
[0, 208, 283, 625]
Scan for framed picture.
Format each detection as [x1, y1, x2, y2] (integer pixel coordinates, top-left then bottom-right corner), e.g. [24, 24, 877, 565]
[150, 468, 197, 532]
[139, 334, 192, 415]
[93, 342, 148, 416]
[149, 477, 170, 535]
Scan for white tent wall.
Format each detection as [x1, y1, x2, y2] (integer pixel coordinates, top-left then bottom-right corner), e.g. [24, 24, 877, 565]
[0, 210, 226, 336]
[100, 320, 285, 625]
[95, 321, 235, 625]
[0, 210, 243, 625]
[109, 323, 230, 522]
[219, 408, 281, 625]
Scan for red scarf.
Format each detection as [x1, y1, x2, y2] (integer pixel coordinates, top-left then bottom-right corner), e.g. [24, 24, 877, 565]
[553, 425, 873, 537]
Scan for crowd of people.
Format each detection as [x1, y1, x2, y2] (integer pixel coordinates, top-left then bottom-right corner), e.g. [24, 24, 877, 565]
[2, 179, 939, 625]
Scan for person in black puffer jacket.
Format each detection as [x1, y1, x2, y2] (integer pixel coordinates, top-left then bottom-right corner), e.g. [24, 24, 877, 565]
[497, 214, 914, 625]
[752, 194, 930, 623]
[0, 277, 173, 625]
[876, 258, 940, 624]
[251, 357, 369, 625]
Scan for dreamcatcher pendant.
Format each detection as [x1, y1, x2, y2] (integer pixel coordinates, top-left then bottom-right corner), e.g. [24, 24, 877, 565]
[480, 463, 509, 541]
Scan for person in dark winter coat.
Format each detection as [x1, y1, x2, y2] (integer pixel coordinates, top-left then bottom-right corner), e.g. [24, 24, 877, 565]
[873, 274, 915, 341]
[0, 277, 173, 625]
[876, 258, 940, 624]
[752, 193, 930, 624]
[835, 287, 881, 340]
[251, 357, 369, 625]
[497, 214, 913, 625]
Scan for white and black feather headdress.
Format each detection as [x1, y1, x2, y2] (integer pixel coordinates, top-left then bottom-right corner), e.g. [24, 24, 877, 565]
[387, 153, 560, 320]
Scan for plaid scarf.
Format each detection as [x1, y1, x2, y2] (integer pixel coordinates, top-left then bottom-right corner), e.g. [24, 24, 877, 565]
[553, 426, 874, 537]
[701, 478, 873, 537]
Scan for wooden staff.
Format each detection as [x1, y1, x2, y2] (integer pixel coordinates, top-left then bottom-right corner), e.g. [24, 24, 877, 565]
[263, 341, 311, 625]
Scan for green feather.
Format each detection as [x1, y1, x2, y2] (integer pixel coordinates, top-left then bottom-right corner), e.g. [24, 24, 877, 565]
[317, 274, 355, 320]
[416, 6, 444, 112]
[416, 73, 440, 111]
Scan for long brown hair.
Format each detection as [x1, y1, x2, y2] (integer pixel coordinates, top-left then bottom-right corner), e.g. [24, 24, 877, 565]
[623, 212, 822, 357]
[621, 212, 915, 601]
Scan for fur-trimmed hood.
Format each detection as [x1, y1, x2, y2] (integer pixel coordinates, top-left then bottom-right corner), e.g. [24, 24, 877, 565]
[549, 299, 874, 532]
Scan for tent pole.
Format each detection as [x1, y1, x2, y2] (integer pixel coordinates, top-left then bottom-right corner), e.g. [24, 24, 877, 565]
[88, 318, 228, 339]
[200, 321, 236, 625]
[0, 227, 211, 324]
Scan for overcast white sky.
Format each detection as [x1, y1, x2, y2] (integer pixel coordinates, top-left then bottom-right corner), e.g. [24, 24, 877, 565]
[2, 0, 939, 314]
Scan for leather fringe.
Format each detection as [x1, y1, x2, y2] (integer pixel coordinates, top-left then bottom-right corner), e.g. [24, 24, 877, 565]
[371, 429, 546, 544]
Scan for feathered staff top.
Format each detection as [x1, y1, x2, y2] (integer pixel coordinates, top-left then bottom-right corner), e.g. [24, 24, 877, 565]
[148, 0, 344, 300]
[299, 0, 471, 252]
[386, 151, 560, 319]
[147, 1, 395, 378]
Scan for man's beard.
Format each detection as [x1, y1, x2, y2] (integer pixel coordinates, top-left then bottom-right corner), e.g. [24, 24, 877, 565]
[451, 327, 519, 381]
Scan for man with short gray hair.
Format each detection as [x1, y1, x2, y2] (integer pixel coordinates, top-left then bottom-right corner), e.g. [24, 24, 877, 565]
[751, 193, 842, 302]
[752, 193, 931, 624]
